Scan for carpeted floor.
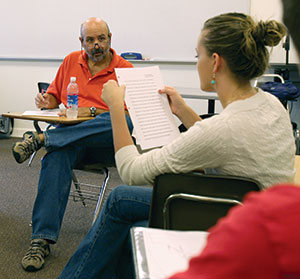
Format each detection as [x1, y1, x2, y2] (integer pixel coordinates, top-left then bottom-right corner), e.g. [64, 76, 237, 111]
[0, 137, 123, 279]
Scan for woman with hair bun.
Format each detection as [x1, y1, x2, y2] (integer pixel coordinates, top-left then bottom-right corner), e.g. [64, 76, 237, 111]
[59, 13, 296, 279]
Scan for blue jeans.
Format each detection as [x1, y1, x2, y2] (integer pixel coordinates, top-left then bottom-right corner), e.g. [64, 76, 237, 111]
[59, 185, 152, 279]
[31, 112, 133, 243]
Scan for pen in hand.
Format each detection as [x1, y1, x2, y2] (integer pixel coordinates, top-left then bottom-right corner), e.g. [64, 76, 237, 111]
[41, 89, 46, 110]
[35, 89, 47, 109]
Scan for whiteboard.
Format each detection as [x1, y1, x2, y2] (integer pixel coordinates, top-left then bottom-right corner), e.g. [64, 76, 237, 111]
[0, 0, 249, 60]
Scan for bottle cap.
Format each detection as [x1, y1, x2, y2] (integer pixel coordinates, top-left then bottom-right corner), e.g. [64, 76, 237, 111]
[70, 77, 76, 82]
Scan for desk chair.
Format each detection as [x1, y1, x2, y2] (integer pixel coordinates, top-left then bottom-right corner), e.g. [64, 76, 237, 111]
[149, 172, 262, 231]
[28, 82, 113, 224]
[37, 82, 50, 94]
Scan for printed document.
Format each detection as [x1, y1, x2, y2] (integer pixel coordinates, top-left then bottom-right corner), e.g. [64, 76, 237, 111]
[22, 109, 61, 117]
[131, 227, 208, 279]
[115, 66, 180, 150]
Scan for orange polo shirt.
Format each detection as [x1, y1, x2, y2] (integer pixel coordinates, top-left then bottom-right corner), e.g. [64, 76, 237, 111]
[47, 48, 133, 110]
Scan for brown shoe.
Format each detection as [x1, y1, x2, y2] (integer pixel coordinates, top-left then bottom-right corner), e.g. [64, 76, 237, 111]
[12, 131, 43, 164]
[21, 239, 50, 272]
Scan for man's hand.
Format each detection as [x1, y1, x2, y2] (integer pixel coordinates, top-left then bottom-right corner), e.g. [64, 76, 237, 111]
[102, 80, 125, 109]
[35, 93, 58, 109]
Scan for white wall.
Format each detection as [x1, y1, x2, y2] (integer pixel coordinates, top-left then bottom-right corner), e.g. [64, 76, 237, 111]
[1, 0, 295, 138]
[0, 0, 249, 61]
[0, 60, 60, 136]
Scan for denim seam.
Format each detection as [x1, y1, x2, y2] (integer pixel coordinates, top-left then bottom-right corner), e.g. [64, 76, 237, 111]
[72, 196, 150, 278]
[72, 208, 111, 279]
[43, 131, 50, 149]
[31, 234, 57, 243]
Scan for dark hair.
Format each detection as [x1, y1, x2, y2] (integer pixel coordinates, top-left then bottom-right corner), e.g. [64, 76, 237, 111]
[282, 0, 300, 54]
[202, 13, 286, 81]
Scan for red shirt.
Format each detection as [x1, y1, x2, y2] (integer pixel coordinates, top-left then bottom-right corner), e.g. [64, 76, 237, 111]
[47, 48, 133, 110]
[170, 184, 300, 279]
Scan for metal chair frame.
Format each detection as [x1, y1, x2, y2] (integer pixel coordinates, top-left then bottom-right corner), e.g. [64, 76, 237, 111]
[28, 123, 111, 224]
[163, 193, 242, 230]
[149, 172, 262, 231]
[27, 82, 111, 224]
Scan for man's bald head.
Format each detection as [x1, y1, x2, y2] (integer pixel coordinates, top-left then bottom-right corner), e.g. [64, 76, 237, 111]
[80, 17, 110, 38]
[79, 17, 112, 63]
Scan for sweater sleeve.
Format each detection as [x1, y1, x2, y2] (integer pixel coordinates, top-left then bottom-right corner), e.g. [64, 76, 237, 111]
[115, 116, 230, 185]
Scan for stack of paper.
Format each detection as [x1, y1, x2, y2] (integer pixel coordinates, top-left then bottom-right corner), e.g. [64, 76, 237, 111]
[131, 227, 209, 279]
[116, 66, 180, 150]
[22, 109, 61, 117]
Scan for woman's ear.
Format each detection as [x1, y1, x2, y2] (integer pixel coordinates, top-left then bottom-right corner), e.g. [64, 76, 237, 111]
[212, 52, 221, 73]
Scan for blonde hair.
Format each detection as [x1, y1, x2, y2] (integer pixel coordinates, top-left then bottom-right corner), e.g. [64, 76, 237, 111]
[202, 13, 286, 81]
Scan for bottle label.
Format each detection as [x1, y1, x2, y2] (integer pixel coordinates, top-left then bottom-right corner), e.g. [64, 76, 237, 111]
[67, 94, 78, 119]
[67, 94, 78, 108]
[67, 80, 79, 119]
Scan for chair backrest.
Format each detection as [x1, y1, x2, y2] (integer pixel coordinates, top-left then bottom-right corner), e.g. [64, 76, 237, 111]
[37, 82, 50, 94]
[149, 172, 262, 231]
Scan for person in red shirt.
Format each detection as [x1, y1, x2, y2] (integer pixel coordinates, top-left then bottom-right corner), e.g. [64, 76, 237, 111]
[169, 185, 300, 279]
[12, 17, 133, 272]
[170, 2, 300, 277]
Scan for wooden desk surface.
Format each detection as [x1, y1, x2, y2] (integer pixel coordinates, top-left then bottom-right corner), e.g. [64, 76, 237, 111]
[2, 112, 93, 124]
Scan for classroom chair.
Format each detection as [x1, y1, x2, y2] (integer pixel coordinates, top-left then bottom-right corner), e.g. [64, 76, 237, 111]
[28, 82, 114, 224]
[149, 172, 262, 231]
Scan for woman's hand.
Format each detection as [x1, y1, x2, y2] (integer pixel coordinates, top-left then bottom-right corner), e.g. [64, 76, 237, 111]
[102, 80, 134, 152]
[102, 80, 125, 109]
[159, 86, 186, 117]
[160, 86, 201, 128]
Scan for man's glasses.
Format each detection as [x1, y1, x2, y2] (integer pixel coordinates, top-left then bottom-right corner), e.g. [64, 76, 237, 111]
[83, 36, 110, 47]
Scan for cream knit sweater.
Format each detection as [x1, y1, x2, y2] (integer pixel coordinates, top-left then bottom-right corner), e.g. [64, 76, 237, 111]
[116, 89, 295, 188]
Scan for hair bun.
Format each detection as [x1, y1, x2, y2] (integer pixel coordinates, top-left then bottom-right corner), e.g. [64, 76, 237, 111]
[252, 20, 286, 47]
[252, 21, 267, 45]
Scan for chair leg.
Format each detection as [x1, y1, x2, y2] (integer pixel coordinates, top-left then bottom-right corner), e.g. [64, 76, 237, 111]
[92, 167, 110, 224]
[72, 170, 87, 207]
[28, 151, 37, 167]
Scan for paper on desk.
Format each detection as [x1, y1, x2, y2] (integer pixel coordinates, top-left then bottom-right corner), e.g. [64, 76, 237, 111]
[22, 109, 61, 117]
[115, 66, 180, 150]
[133, 227, 208, 279]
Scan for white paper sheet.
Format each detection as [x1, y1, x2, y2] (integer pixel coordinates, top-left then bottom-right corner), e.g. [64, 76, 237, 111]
[115, 66, 180, 150]
[132, 227, 208, 279]
[22, 109, 61, 117]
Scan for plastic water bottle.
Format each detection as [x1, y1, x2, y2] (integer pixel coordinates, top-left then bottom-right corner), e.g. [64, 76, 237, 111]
[67, 77, 79, 119]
